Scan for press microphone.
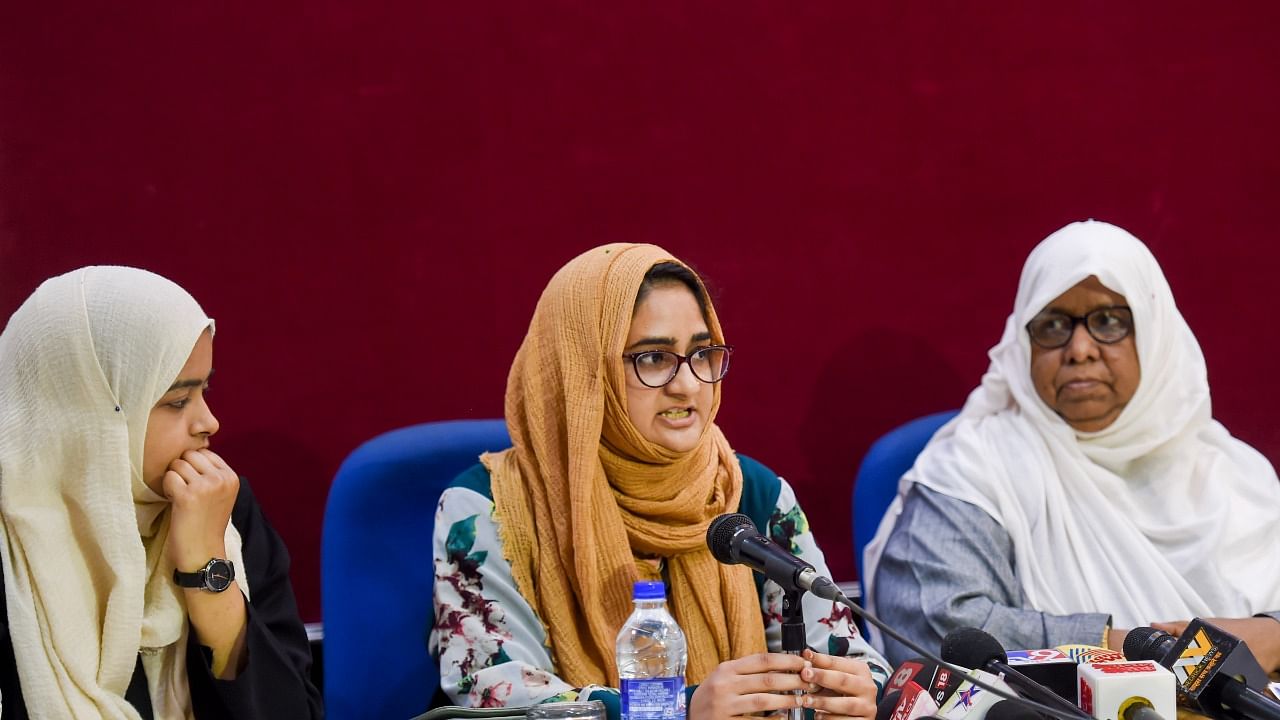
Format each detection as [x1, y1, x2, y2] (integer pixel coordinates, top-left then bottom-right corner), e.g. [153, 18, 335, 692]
[985, 699, 1043, 720]
[936, 668, 1017, 720]
[878, 691, 905, 720]
[888, 659, 940, 694]
[705, 513, 841, 601]
[1123, 621, 1279, 720]
[942, 628, 1091, 719]
[884, 681, 942, 720]
[1004, 648, 1084, 702]
[1077, 660, 1175, 720]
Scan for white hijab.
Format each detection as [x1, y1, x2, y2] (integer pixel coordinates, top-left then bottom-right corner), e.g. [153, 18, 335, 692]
[0, 266, 247, 719]
[864, 220, 1280, 640]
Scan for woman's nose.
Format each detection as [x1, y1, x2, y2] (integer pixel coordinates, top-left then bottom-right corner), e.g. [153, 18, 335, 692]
[1063, 323, 1101, 362]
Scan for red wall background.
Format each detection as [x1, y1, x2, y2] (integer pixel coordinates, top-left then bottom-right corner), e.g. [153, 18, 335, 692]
[3, 3, 1279, 622]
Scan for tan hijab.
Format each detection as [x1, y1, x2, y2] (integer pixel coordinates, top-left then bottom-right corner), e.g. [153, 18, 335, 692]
[0, 267, 247, 719]
[486, 244, 765, 687]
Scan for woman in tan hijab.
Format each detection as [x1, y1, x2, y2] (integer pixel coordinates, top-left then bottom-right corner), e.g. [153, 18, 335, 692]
[429, 244, 888, 720]
[0, 266, 320, 719]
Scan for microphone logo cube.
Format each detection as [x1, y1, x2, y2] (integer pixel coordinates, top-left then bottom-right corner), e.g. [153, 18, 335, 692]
[891, 662, 925, 692]
[1077, 661, 1176, 720]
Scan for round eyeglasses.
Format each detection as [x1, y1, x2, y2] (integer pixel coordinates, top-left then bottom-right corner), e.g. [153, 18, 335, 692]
[1026, 306, 1134, 349]
[622, 345, 734, 388]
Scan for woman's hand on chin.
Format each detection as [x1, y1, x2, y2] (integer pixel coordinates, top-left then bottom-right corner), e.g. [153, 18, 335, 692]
[163, 448, 239, 570]
[689, 652, 808, 720]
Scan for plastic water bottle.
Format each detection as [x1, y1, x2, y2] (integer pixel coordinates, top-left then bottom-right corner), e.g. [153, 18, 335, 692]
[616, 580, 688, 720]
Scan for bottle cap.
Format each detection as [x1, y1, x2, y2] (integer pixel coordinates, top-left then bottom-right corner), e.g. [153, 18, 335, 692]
[633, 580, 666, 600]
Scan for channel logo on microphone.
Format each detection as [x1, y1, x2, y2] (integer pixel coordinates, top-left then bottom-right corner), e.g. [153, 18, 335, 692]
[1171, 627, 1219, 692]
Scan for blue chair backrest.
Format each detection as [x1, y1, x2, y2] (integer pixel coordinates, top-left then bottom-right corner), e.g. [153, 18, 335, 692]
[321, 419, 510, 720]
[851, 410, 958, 604]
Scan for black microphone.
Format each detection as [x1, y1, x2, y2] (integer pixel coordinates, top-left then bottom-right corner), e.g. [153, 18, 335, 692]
[876, 690, 904, 720]
[887, 658, 939, 694]
[1123, 621, 1279, 720]
[942, 628, 1091, 720]
[705, 513, 841, 601]
[986, 699, 1043, 720]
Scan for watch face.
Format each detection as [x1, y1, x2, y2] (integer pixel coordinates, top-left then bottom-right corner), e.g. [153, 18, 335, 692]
[205, 559, 234, 592]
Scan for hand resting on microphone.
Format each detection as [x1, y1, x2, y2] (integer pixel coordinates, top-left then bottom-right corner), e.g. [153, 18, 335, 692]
[1149, 617, 1280, 673]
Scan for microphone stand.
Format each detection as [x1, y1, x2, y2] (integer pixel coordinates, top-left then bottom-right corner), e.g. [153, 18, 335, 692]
[782, 588, 806, 720]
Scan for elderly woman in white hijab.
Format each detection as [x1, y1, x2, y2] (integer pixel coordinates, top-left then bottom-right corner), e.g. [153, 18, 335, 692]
[863, 221, 1280, 670]
[0, 267, 321, 718]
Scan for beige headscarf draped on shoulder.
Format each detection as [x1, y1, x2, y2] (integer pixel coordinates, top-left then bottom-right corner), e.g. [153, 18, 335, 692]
[486, 244, 765, 687]
[0, 267, 248, 720]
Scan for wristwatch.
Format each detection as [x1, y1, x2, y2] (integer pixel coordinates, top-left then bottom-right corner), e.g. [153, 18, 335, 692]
[173, 558, 236, 592]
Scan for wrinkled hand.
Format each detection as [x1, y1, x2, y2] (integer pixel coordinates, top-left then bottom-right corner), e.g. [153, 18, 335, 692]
[798, 649, 877, 720]
[1151, 616, 1280, 673]
[163, 448, 238, 571]
[689, 652, 809, 720]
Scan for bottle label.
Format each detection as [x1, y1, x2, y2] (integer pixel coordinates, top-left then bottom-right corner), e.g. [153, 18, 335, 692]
[620, 677, 686, 720]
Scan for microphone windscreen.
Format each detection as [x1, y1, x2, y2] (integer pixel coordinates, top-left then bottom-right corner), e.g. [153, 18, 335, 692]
[985, 699, 1041, 720]
[876, 690, 904, 720]
[705, 513, 754, 564]
[1121, 627, 1176, 663]
[941, 627, 1009, 668]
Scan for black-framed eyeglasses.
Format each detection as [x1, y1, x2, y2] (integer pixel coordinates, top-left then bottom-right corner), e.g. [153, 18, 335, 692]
[622, 345, 734, 388]
[1025, 306, 1134, 349]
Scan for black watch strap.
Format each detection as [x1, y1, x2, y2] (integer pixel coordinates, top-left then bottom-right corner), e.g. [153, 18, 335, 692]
[172, 558, 236, 592]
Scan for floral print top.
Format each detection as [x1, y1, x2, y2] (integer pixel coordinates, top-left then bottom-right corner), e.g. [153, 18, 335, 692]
[428, 456, 890, 711]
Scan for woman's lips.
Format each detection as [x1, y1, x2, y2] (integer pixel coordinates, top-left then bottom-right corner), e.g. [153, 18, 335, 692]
[1060, 378, 1104, 394]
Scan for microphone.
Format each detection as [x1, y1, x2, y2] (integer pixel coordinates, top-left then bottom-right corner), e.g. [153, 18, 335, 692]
[986, 699, 1043, 720]
[878, 691, 905, 720]
[936, 668, 1018, 720]
[1004, 647, 1083, 702]
[887, 658, 961, 709]
[1123, 621, 1279, 720]
[1077, 660, 1175, 720]
[942, 628, 1091, 719]
[705, 513, 841, 601]
[888, 659, 940, 694]
[884, 680, 942, 720]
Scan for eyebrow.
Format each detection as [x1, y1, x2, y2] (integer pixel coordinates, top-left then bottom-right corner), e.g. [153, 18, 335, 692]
[625, 331, 712, 351]
[165, 368, 214, 393]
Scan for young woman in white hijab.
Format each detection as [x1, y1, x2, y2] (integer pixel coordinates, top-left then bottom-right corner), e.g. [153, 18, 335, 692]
[0, 266, 321, 718]
[863, 220, 1280, 670]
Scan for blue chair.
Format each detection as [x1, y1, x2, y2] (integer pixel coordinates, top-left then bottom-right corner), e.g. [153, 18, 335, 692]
[322, 419, 510, 720]
[851, 410, 958, 608]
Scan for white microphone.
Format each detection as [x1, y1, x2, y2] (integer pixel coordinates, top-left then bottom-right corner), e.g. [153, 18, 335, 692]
[1077, 660, 1176, 720]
